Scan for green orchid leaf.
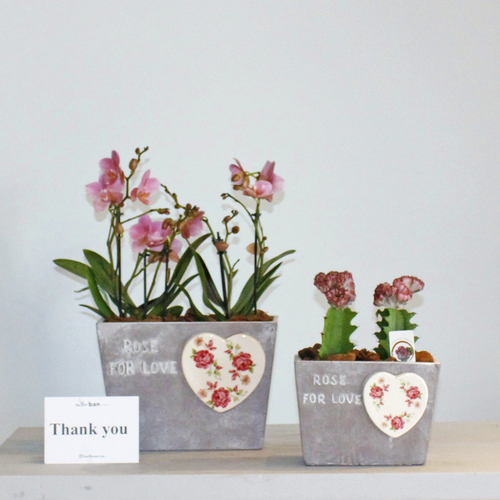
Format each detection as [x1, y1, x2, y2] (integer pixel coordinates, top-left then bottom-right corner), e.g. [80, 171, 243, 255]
[193, 253, 224, 308]
[86, 268, 115, 318]
[146, 274, 199, 316]
[177, 285, 209, 321]
[54, 259, 90, 280]
[166, 305, 183, 317]
[230, 262, 283, 317]
[261, 249, 295, 274]
[200, 288, 225, 321]
[169, 233, 211, 288]
[83, 249, 137, 314]
[79, 304, 106, 317]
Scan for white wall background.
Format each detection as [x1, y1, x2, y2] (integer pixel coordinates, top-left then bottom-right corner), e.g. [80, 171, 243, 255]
[1, 1, 499, 445]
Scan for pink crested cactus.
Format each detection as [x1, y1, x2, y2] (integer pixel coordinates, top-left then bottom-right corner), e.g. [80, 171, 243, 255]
[314, 271, 356, 309]
[373, 276, 424, 308]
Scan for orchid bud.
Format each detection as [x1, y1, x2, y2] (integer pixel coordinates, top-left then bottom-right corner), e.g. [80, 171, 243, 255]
[263, 246, 269, 253]
[135, 148, 140, 155]
[186, 203, 192, 210]
[231, 226, 240, 234]
[129, 158, 138, 171]
[214, 241, 229, 253]
[162, 218, 175, 229]
[157, 208, 170, 215]
[223, 216, 231, 224]
[114, 223, 124, 235]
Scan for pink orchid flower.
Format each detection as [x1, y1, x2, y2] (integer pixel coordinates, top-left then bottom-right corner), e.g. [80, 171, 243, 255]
[229, 161, 248, 187]
[99, 150, 125, 186]
[86, 151, 125, 212]
[85, 178, 124, 212]
[178, 210, 205, 239]
[147, 228, 182, 264]
[161, 231, 182, 263]
[257, 161, 284, 202]
[242, 180, 274, 200]
[229, 160, 284, 202]
[129, 215, 168, 253]
[130, 170, 160, 205]
[167, 237, 182, 263]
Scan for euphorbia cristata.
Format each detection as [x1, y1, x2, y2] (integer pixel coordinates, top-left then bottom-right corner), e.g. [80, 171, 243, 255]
[314, 271, 356, 309]
[373, 276, 424, 309]
[373, 275, 425, 359]
[313, 271, 358, 359]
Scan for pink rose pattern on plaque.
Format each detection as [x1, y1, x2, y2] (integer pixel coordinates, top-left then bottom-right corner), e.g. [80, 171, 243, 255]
[182, 333, 266, 413]
[363, 372, 429, 437]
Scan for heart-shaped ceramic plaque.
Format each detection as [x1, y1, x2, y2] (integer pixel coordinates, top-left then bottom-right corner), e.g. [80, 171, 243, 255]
[181, 333, 266, 413]
[363, 372, 428, 437]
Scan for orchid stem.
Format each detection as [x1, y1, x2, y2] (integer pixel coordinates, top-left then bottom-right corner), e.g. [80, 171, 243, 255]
[216, 233, 229, 319]
[143, 253, 148, 320]
[116, 210, 123, 317]
[163, 248, 170, 321]
[253, 210, 260, 315]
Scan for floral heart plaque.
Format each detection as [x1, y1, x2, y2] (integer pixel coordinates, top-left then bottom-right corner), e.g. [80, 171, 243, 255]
[363, 372, 428, 437]
[181, 333, 266, 413]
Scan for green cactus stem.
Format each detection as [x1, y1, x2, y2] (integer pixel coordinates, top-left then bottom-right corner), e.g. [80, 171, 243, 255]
[374, 308, 418, 359]
[318, 307, 357, 359]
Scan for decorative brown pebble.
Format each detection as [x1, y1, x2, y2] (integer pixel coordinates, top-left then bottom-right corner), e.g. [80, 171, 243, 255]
[353, 349, 380, 361]
[385, 356, 397, 361]
[325, 352, 356, 361]
[298, 343, 322, 360]
[298, 347, 318, 360]
[416, 350, 434, 362]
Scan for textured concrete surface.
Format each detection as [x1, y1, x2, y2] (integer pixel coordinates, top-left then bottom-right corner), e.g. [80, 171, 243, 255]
[295, 357, 441, 465]
[97, 320, 277, 451]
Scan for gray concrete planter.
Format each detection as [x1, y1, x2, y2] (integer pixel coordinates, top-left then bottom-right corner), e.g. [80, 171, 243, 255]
[295, 356, 440, 465]
[97, 319, 277, 451]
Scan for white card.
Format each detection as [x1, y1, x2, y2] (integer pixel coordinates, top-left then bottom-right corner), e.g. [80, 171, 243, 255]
[389, 330, 416, 362]
[44, 397, 139, 464]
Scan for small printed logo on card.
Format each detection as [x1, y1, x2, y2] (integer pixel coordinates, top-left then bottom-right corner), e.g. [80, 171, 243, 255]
[389, 331, 416, 363]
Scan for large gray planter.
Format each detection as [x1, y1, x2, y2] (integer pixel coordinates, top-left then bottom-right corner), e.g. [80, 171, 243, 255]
[295, 356, 440, 465]
[97, 319, 277, 451]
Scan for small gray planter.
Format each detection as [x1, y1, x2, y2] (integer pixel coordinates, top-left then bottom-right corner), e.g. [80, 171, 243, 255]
[295, 356, 440, 465]
[97, 319, 277, 451]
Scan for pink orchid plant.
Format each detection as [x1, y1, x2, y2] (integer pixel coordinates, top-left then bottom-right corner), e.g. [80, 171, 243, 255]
[55, 147, 294, 321]
[373, 275, 425, 359]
